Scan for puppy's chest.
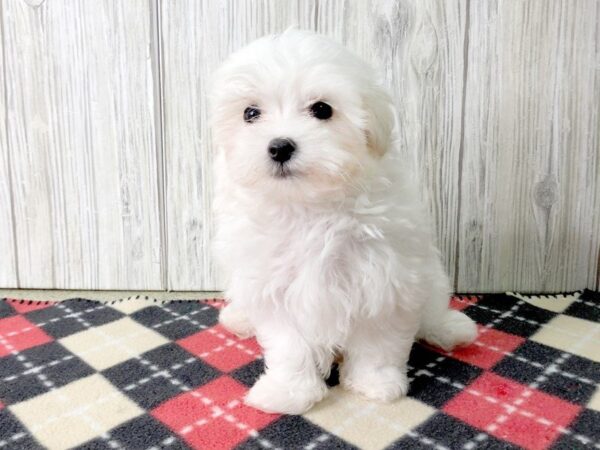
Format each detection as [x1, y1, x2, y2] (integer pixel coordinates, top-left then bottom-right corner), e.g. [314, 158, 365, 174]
[242, 214, 381, 279]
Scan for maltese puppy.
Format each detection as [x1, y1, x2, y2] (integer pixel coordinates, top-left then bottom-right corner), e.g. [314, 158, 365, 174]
[211, 29, 477, 414]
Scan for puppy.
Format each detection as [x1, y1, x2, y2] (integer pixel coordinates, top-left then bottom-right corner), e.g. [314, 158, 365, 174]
[211, 29, 477, 414]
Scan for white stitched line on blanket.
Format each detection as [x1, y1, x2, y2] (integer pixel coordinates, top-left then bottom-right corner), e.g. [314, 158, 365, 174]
[0, 340, 44, 448]
[1, 302, 267, 449]
[548, 325, 600, 449]
[462, 433, 488, 450]
[454, 295, 597, 384]
[455, 298, 584, 339]
[203, 336, 259, 358]
[304, 433, 330, 450]
[0, 305, 256, 384]
[57, 305, 216, 448]
[419, 298, 523, 450]
[2, 300, 210, 340]
[54, 303, 126, 450]
[483, 353, 567, 436]
[71, 310, 278, 450]
[151, 306, 211, 329]
[300, 399, 381, 450]
[0, 432, 27, 448]
[156, 304, 261, 359]
[172, 390, 279, 450]
[27, 388, 127, 432]
[1, 301, 210, 340]
[335, 400, 451, 450]
[48, 302, 267, 450]
[0, 333, 68, 445]
[1, 317, 202, 382]
[145, 435, 177, 450]
[467, 340, 595, 385]
[458, 298, 592, 450]
[484, 316, 600, 449]
[300, 392, 392, 450]
[1, 354, 76, 382]
[302, 394, 450, 450]
[415, 367, 600, 449]
[122, 357, 196, 391]
[1, 304, 109, 339]
[370, 406, 450, 450]
[407, 296, 524, 449]
[0, 310, 123, 449]
[454, 296, 597, 383]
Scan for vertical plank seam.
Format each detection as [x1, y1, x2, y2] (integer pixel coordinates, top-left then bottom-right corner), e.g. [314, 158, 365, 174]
[312, 0, 318, 29]
[0, 5, 20, 288]
[453, 0, 471, 292]
[596, 247, 600, 290]
[586, 1, 600, 291]
[150, 0, 168, 291]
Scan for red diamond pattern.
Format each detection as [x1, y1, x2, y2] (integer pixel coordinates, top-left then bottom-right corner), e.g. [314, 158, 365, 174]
[178, 324, 261, 372]
[0, 316, 53, 357]
[152, 376, 279, 449]
[450, 295, 479, 311]
[443, 372, 582, 450]
[448, 326, 526, 369]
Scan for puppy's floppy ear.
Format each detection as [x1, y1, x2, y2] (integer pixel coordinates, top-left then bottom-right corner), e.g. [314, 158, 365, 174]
[363, 83, 395, 157]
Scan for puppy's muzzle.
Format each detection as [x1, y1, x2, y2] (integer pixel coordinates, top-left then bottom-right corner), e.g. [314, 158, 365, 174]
[268, 138, 296, 163]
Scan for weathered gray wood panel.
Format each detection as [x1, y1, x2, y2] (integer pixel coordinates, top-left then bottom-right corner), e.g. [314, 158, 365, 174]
[161, 1, 325, 290]
[2, 0, 163, 289]
[0, 21, 18, 288]
[1, 0, 597, 292]
[458, 0, 600, 292]
[161, 0, 466, 290]
[349, 1, 468, 291]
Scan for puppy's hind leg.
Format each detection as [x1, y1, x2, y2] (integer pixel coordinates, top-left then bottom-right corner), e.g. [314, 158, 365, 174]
[219, 302, 254, 339]
[416, 270, 477, 351]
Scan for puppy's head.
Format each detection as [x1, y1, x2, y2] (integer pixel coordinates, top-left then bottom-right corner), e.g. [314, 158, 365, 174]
[211, 29, 394, 203]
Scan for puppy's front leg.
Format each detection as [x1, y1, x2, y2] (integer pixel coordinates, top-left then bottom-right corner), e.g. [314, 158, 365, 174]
[341, 315, 417, 402]
[245, 323, 327, 414]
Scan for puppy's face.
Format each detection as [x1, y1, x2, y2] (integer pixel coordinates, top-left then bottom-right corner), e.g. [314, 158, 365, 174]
[212, 30, 393, 203]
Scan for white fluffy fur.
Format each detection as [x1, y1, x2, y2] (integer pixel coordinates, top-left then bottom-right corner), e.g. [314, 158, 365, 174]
[211, 29, 477, 414]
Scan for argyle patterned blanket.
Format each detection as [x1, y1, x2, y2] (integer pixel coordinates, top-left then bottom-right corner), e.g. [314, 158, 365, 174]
[0, 291, 599, 450]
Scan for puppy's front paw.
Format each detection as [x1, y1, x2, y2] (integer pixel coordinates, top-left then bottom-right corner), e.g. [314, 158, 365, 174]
[342, 365, 408, 402]
[245, 374, 328, 415]
[219, 305, 254, 339]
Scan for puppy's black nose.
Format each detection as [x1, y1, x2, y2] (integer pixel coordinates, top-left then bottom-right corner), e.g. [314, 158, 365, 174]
[268, 138, 296, 163]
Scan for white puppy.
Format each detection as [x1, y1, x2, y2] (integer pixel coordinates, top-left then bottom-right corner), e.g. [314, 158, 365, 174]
[211, 29, 477, 414]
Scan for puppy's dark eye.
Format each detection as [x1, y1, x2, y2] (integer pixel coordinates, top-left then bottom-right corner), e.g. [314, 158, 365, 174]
[309, 101, 333, 120]
[244, 106, 261, 123]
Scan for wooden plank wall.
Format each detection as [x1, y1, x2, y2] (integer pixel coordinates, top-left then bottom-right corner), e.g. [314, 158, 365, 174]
[0, 13, 17, 288]
[0, 0, 163, 289]
[458, 0, 600, 292]
[160, 0, 469, 291]
[0, 0, 598, 292]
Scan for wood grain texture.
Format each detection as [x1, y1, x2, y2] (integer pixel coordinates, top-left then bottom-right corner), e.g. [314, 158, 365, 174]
[2, 0, 597, 292]
[161, 0, 325, 290]
[161, 0, 466, 290]
[350, 1, 468, 290]
[0, 15, 18, 288]
[457, 0, 600, 292]
[2, 0, 163, 289]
